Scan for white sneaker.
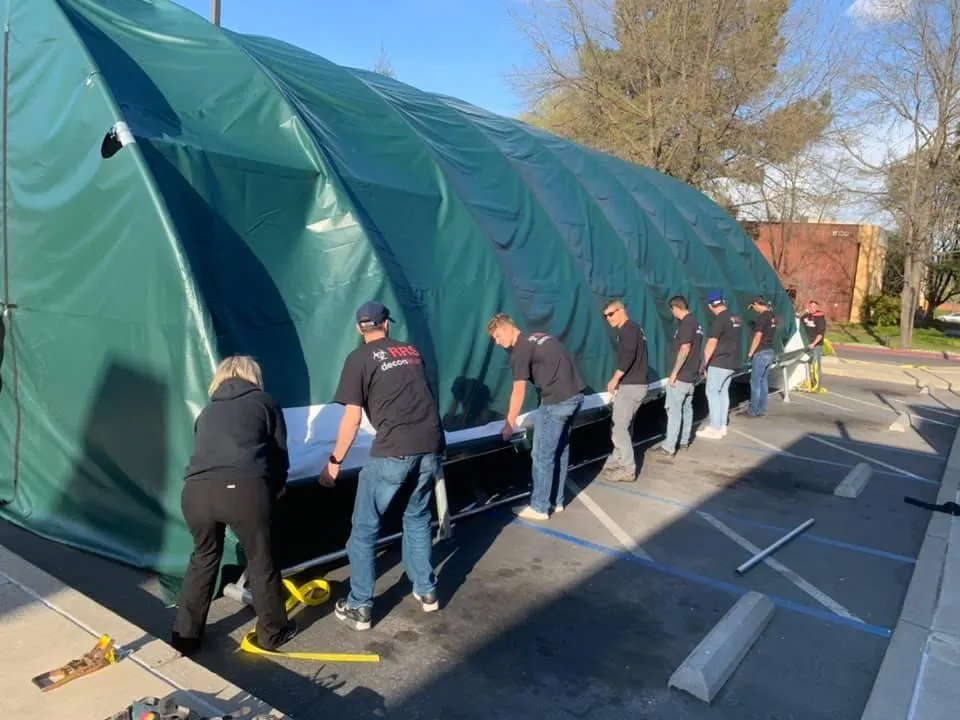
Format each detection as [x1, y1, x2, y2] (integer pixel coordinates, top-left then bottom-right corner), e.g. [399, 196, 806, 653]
[696, 426, 724, 439]
[512, 505, 549, 521]
[413, 591, 440, 613]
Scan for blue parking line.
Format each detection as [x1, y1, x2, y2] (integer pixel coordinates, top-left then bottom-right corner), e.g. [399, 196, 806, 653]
[513, 520, 893, 639]
[593, 482, 916, 564]
[725, 441, 938, 485]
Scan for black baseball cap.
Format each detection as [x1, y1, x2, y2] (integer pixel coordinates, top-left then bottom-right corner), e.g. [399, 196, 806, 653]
[356, 301, 396, 326]
[750, 295, 769, 307]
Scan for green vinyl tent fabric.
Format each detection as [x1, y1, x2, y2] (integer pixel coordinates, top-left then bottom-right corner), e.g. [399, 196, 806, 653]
[0, 0, 797, 579]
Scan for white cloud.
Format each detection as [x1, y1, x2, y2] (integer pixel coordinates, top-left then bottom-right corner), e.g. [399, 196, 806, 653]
[846, 0, 911, 22]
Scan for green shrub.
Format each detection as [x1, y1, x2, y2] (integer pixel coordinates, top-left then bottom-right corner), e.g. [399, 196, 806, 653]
[862, 293, 901, 328]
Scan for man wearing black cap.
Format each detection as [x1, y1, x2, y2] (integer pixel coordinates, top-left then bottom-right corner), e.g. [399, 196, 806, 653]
[320, 301, 446, 631]
[698, 291, 742, 439]
[746, 296, 777, 417]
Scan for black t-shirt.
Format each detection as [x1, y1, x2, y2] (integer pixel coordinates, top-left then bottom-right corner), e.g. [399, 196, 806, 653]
[709, 310, 743, 370]
[802, 312, 827, 346]
[511, 332, 585, 405]
[333, 337, 445, 458]
[671, 313, 703, 383]
[753, 311, 778, 352]
[616, 320, 649, 385]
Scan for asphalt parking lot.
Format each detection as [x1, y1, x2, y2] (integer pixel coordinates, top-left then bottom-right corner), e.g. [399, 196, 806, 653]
[1, 372, 956, 720]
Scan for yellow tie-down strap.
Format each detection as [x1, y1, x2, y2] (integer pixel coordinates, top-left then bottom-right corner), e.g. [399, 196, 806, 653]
[239, 578, 381, 663]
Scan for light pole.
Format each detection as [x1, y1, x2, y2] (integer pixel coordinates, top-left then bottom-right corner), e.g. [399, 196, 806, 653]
[211, 0, 221, 26]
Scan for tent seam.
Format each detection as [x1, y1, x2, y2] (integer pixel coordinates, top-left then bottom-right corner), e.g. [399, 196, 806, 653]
[590, 149, 724, 310]
[498, 117, 672, 366]
[346, 72, 614, 371]
[337, 70, 573, 334]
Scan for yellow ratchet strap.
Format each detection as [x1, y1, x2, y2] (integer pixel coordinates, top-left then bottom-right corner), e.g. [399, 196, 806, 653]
[239, 578, 381, 663]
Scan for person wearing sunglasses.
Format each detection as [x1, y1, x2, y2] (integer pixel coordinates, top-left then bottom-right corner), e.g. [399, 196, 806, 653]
[598, 298, 649, 481]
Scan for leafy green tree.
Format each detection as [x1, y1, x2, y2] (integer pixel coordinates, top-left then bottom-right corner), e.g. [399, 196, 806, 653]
[514, 0, 833, 194]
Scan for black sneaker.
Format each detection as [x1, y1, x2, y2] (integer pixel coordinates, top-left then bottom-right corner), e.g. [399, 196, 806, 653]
[413, 590, 440, 613]
[255, 620, 298, 652]
[335, 598, 372, 630]
[272, 621, 299, 648]
[170, 631, 201, 657]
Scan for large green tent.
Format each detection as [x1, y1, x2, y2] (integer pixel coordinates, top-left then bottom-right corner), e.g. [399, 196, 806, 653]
[0, 0, 797, 579]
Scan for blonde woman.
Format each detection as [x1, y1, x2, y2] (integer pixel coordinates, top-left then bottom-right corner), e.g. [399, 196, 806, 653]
[171, 355, 297, 655]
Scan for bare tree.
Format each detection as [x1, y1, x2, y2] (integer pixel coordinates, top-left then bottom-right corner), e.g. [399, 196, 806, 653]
[725, 139, 858, 290]
[885, 139, 960, 322]
[373, 42, 395, 78]
[509, 0, 842, 196]
[848, 0, 960, 346]
[734, 143, 856, 223]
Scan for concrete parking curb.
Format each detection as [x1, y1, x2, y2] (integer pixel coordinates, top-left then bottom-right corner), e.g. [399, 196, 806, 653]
[668, 591, 775, 703]
[0, 544, 287, 719]
[834, 463, 873, 499]
[859, 421, 960, 719]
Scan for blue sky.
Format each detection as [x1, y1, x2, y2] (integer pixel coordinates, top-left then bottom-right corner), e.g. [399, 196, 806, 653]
[172, 0, 882, 121]
[172, 0, 534, 117]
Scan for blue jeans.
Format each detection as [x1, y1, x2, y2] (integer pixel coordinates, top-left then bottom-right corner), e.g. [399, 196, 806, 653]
[663, 381, 694, 452]
[749, 349, 775, 415]
[346, 453, 440, 608]
[531, 393, 583, 514]
[810, 346, 823, 389]
[706, 367, 735, 430]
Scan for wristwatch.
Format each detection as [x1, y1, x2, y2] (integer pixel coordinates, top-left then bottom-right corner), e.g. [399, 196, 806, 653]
[329, 454, 342, 466]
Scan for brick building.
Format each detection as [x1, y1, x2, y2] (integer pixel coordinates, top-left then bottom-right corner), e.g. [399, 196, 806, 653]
[742, 221, 887, 323]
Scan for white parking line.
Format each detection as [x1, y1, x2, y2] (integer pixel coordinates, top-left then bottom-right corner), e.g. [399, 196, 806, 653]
[797, 392, 954, 428]
[729, 427, 781, 453]
[836, 390, 960, 427]
[794, 393, 881, 417]
[729, 427, 936, 483]
[827, 437, 945, 460]
[565, 477, 652, 560]
[820, 390, 903, 413]
[890, 398, 960, 419]
[808, 436, 929, 482]
[698, 511, 864, 622]
[897, 411, 956, 428]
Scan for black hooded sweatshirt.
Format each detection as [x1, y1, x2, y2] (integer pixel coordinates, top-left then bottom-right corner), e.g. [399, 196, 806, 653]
[184, 378, 289, 493]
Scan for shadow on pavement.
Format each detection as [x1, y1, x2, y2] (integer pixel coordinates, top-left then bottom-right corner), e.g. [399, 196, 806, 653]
[3, 376, 955, 719]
